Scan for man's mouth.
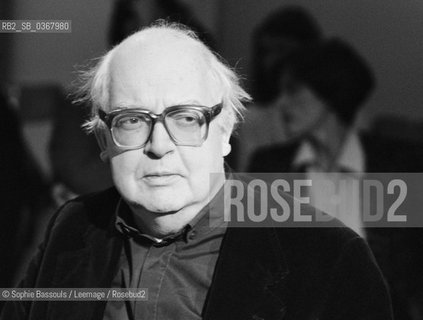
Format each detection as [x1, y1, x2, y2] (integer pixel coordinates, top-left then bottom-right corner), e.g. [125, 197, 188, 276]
[142, 172, 181, 185]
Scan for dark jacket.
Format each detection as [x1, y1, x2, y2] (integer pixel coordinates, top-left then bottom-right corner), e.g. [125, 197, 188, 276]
[1, 187, 392, 320]
[248, 133, 423, 319]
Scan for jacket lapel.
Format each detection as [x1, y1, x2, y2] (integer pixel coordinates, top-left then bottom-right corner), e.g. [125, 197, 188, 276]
[203, 227, 289, 320]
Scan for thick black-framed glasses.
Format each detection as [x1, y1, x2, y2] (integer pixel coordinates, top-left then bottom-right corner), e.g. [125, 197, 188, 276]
[98, 103, 223, 149]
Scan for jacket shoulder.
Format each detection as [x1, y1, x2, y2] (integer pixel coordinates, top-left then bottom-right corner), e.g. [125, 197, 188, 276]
[45, 187, 120, 248]
[54, 187, 120, 226]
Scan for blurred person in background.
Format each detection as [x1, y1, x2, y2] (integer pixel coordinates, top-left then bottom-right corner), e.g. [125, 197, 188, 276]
[235, 6, 323, 171]
[249, 38, 423, 320]
[249, 39, 376, 175]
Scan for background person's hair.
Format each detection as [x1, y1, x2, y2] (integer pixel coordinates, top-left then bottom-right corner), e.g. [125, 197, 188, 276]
[281, 38, 375, 126]
[74, 21, 251, 135]
[251, 6, 322, 104]
[254, 6, 322, 41]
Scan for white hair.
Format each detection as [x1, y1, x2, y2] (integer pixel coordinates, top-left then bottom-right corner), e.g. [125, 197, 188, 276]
[74, 21, 251, 134]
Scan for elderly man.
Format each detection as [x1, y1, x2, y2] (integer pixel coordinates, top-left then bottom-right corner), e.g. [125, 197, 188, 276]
[1, 23, 392, 320]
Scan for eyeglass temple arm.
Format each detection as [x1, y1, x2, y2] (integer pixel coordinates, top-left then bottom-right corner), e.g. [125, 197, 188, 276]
[98, 109, 107, 120]
[210, 103, 223, 119]
[98, 109, 114, 128]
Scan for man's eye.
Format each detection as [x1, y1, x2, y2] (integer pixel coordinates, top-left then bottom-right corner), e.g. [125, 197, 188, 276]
[179, 116, 196, 122]
[172, 113, 200, 125]
[116, 116, 144, 129]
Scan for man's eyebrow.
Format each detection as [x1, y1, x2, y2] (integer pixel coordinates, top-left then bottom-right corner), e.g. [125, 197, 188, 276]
[111, 100, 206, 110]
[112, 103, 144, 109]
[176, 100, 203, 106]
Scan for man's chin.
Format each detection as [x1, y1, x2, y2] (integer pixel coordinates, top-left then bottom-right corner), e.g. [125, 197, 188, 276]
[127, 197, 185, 214]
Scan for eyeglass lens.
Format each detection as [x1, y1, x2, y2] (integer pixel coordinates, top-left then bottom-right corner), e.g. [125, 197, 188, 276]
[111, 109, 208, 147]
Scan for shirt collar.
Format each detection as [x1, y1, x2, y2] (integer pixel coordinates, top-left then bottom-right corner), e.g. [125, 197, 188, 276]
[337, 131, 365, 173]
[114, 199, 175, 244]
[293, 130, 365, 173]
[293, 140, 315, 170]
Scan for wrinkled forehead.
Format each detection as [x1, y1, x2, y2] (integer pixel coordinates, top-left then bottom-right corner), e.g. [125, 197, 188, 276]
[108, 33, 220, 109]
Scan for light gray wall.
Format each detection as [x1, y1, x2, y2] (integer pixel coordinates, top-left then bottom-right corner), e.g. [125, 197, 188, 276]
[220, 0, 423, 127]
[11, 0, 114, 89]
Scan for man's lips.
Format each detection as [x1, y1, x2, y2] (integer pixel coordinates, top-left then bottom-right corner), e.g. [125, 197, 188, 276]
[141, 172, 182, 185]
[143, 171, 180, 177]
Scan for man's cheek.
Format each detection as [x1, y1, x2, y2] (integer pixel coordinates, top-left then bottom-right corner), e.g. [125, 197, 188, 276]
[111, 154, 138, 175]
[111, 163, 137, 192]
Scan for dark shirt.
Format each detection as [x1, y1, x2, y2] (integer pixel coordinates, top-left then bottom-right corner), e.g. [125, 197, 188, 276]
[103, 189, 227, 320]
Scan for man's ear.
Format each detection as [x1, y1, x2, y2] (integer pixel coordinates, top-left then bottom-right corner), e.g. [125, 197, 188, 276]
[222, 141, 231, 157]
[94, 128, 109, 162]
[221, 130, 232, 157]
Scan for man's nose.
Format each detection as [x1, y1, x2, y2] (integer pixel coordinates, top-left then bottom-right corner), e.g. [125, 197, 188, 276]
[143, 122, 175, 158]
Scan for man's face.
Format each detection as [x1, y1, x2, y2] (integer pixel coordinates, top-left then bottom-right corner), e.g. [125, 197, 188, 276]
[279, 81, 330, 139]
[106, 39, 229, 213]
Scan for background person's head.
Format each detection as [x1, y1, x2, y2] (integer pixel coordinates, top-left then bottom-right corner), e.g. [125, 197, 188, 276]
[279, 38, 375, 140]
[76, 22, 250, 234]
[251, 6, 322, 104]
